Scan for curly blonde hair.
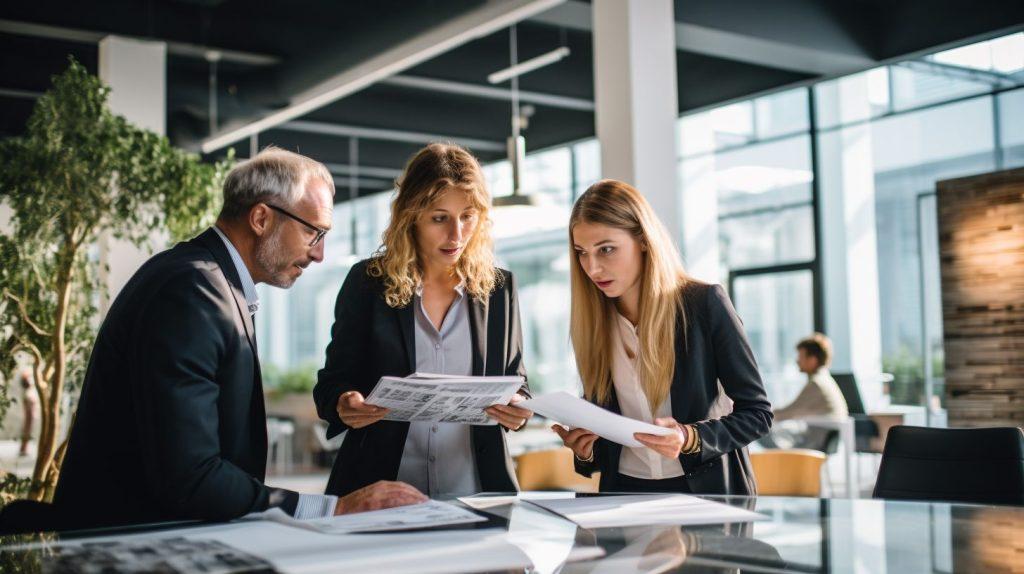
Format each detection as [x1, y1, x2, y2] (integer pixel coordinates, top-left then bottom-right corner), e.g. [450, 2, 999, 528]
[367, 143, 498, 308]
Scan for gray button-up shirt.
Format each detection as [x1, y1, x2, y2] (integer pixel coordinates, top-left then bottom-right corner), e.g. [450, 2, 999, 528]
[396, 283, 481, 498]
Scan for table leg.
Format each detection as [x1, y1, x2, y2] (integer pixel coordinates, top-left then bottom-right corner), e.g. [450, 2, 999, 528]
[842, 421, 857, 498]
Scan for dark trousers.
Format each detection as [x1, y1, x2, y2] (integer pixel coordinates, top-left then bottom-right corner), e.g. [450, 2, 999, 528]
[609, 472, 693, 494]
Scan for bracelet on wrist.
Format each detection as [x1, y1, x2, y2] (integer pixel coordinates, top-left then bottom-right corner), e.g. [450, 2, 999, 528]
[680, 424, 701, 455]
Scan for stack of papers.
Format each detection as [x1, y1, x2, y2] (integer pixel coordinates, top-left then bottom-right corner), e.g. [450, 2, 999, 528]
[524, 494, 767, 528]
[254, 500, 487, 534]
[6, 522, 533, 574]
[366, 372, 524, 424]
[519, 392, 675, 447]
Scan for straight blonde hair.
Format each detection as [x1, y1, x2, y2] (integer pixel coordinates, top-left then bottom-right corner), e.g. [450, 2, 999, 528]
[368, 143, 498, 307]
[569, 180, 690, 409]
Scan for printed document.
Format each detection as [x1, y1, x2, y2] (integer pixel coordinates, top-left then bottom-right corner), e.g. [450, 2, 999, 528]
[519, 391, 675, 447]
[366, 372, 524, 424]
[5, 522, 533, 574]
[252, 500, 486, 534]
[524, 494, 767, 528]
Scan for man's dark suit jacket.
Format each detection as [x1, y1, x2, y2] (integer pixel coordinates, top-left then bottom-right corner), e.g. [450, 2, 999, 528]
[314, 259, 528, 497]
[54, 228, 298, 529]
[575, 283, 773, 495]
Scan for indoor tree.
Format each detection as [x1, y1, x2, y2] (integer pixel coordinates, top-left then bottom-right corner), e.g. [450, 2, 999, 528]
[0, 57, 231, 501]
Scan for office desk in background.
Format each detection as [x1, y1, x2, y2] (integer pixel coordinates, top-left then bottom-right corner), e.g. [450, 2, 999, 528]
[2, 494, 1020, 573]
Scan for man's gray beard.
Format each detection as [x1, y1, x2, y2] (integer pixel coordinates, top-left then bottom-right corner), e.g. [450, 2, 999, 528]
[255, 226, 296, 288]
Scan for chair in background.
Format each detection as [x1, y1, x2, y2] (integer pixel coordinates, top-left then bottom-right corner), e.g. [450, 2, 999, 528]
[750, 449, 827, 497]
[832, 373, 880, 452]
[515, 447, 599, 492]
[265, 417, 295, 476]
[873, 425, 1024, 506]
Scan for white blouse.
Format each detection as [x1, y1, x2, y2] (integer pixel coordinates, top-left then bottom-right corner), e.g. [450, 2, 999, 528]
[610, 312, 685, 480]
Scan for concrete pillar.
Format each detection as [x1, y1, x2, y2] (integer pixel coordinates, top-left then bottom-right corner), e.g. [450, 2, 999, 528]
[97, 36, 167, 315]
[592, 0, 682, 247]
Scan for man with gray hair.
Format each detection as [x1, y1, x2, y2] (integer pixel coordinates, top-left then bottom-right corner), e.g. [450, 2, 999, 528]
[53, 148, 425, 530]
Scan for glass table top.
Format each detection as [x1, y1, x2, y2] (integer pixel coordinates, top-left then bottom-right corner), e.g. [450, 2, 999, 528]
[2, 494, 1021, 573]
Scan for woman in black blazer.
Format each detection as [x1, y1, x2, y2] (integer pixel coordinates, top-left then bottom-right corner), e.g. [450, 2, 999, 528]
[555, 179, 773, 495]
[314, 143, 532, 498]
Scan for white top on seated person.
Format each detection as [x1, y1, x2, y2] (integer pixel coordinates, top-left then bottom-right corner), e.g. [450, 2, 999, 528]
[767, 334, 847, 451]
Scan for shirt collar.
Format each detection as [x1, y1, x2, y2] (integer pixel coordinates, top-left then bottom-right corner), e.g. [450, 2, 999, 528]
[614, 311, 638, 335]
[414, 280, 466, 298]
[212, 225, 260, 315]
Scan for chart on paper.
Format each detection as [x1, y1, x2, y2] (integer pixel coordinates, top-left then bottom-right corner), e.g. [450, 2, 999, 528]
[366, 373, 524, 424]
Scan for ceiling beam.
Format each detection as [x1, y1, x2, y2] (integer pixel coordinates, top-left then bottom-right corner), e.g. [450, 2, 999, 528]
[325, 163, 404, 180]
[531, 0, 874, 77]
[201, 0, 566, 153]
[0, 18, 281, 66]
[330, 176, 393, 190]
[382, 74, 594, 111]
[281, 120, 506, 152]
[0, 87, 43, 100]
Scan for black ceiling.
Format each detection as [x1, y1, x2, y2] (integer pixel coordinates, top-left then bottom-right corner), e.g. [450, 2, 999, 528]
[2, 0, 1022, 200]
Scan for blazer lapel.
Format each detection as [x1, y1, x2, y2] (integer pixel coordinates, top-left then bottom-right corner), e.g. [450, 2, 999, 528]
[193, 228, 259, 356]
[467, 297, 488, 376]
[192, 227, 267, 463]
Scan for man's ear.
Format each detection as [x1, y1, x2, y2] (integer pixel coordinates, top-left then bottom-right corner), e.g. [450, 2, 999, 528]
[250, 203, 272, 237]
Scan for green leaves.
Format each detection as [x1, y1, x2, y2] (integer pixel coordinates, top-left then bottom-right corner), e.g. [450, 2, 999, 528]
[0, 56, 232, 451]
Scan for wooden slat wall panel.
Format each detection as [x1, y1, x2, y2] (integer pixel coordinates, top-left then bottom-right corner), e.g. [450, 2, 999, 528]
[937, 167, 1024, 428]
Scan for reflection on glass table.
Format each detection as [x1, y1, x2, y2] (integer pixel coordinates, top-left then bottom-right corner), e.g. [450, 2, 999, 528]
[2, 495, 1021, 573]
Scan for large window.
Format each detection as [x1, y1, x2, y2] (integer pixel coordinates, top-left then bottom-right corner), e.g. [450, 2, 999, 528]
[813, 32, 1023, 412]
[678, 88, 817, 401]
[254, 32, 1023, 422]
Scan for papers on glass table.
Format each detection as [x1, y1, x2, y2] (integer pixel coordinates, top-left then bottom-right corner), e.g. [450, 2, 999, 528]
[5, 521, 533, 574]
[519, 391, 675, 447]
[366, 372, 524, 424]
[254, 500, 486, 534]
[524, 494, 767, 529]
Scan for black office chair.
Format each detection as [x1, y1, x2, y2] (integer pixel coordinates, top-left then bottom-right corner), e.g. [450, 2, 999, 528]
[832, 372, 880, 451]
[872, 425, 1024, 506]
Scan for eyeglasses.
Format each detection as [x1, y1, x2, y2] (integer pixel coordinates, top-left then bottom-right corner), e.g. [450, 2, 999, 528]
[265, 204, 328, 247]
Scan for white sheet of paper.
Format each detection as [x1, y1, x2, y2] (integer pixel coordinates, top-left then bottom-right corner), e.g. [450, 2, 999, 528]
[524, 494, 767, 528]
[519, 391, 675, 447]
[458, 491, 577, 510]
[305, 500, 486, 534]
[251, 500, 485, 534]
[7, 521, 532, 574]
[366, 373, 524, 425]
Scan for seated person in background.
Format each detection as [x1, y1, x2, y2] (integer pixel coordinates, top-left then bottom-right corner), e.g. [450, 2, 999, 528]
[762, 333, 848, 451]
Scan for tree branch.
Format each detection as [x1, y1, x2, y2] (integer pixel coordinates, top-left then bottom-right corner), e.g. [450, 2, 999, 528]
[2, 288, 51, 338]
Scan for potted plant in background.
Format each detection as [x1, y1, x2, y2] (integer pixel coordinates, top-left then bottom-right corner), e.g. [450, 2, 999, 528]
[0, 57, 231, 502]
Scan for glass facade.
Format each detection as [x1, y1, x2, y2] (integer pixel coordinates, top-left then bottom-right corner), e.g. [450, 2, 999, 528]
[257, 33, 1024, 419]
